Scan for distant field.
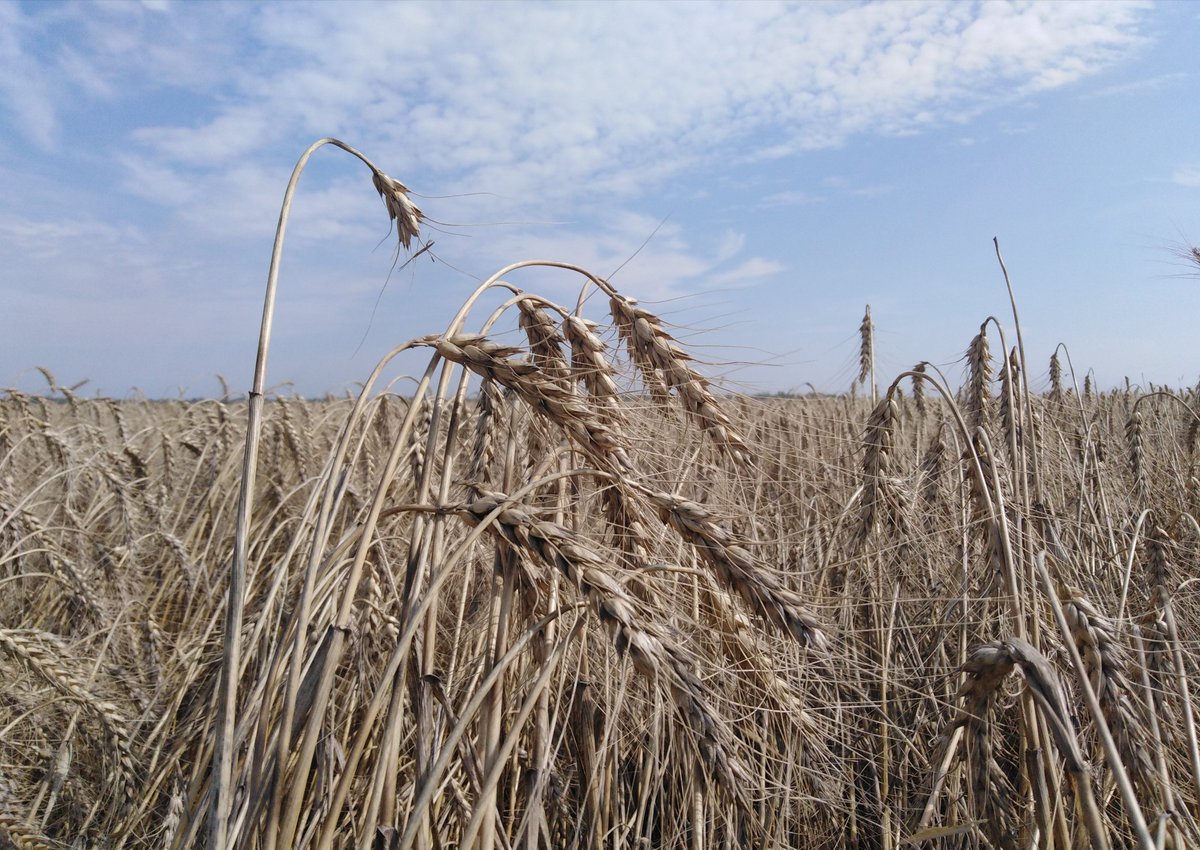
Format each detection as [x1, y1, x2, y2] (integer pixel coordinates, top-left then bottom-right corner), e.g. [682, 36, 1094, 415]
[3, 299, 1198, 848]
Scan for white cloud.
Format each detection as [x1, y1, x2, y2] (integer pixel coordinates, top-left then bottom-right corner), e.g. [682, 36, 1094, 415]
[457, 213, 771, 305]
[1172, 166, 1200, 188]
[1, 1, 1150, 236]
[1079, 71, 1188, 99]
[707, 257, 787, 287]
[0, 211, 189, 299]
[91, 1, 1147, 203]
[0, 3, 58, 146]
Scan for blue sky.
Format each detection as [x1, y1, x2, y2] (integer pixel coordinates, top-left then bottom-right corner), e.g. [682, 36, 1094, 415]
[2, 0, 1198, 398]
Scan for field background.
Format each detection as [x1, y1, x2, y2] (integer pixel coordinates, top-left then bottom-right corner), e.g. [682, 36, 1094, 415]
[2, 296, 1199, 850]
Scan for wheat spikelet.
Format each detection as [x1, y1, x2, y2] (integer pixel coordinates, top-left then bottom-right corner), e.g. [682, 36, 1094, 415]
[370, 170, 423, 250]
[858, 391, 911, 553]
[857, 306, 873, 385]
[918, 421, 947, 519]
[517, 298, 572, 389]
[911, 362, 927, 417]
[563, 314, 623, 421]
[0, 787, 54, 850]
[466, 378, 500, 491]
[434, 333, 633, 472]
[1127, 407, 1148, 505]
[608, 294, 751, 464]
[1049, 351, 1064, 403]
[0, 629, 137, 802]
[640, 488, 826, 648]
[998, 345, 1021, 453]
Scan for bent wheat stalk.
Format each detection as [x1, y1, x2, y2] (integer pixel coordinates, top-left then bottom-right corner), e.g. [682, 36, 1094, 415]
[214, 138, 422, 850]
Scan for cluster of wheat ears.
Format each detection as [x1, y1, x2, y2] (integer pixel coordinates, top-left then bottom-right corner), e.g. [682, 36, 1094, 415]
[2, 140, 1200, 850]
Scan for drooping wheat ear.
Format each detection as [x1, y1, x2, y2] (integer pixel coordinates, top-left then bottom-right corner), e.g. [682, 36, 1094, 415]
[1059, 583, 1157, 802]
[951, 641, 1019, 850]
[1139, 526, 1174, 709]
[608, 293, 752, 464]
[433, 334, 633, 473]
[104, 396, 127, 441]
[141, 610, 164, 688]
[1145, 523, 1172, 593]
[460, 492, 750, 804]
[638, 487, 826, 648]
[1126, 407, 1148, 504]
[911, 362, 927, 417]
[964, 324, 992, 432]
[1004, 638, 1113, 846]
[560, 317, 651, 560]
[517, 298, 572, 389]
[159, 774, 184, 850]
[608, 293, 670, 405]
[6, 503, 103, 622]
[277, 396, 308, 473]
[370, 170, 423, 250]
[0, 630, 136, 800]
[598, 483, 652, 565]
[1049, 351, 1064, 403]
[954, 638, 1111, 849]
[562, 314, 623, 421]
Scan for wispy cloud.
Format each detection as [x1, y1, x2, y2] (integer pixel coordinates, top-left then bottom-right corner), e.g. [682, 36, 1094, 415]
[4, 2, 1149, 204]
[1080, 71, 1188, 99]
[708, 257, 787, 287]
[760, 190, 826, 208]
[0, 3, 58, 147]
[1172, 166, 1200, 188]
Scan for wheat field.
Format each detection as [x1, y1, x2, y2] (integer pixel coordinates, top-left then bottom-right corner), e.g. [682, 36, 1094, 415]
[2, 142, 1199, 850]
